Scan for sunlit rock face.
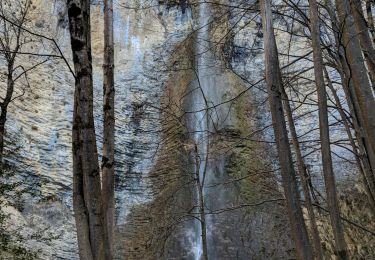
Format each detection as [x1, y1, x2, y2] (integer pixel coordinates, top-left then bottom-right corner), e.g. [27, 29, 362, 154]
[1, 0, 292, 258]
[3, 0, 194, 258]
[0, 1, 293, 258]
[3, 0, 197, 258]
[2, 0, 373, 259]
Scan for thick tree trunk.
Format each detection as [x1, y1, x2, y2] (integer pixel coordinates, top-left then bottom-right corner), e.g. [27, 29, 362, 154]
[350, 0, 375, 92]
[67, 1, 104, 259]
[309, 0, 348, 258]
[72, 135, 94, 260]
[260, 1, 313, 259]
[102, 0, 115, 259]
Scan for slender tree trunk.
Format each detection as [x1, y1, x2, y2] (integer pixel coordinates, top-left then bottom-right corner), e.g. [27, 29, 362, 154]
[366, 0, 375, 44]
[194, 146, 208, 260]
[281, 87, 323, 260]
[0, 1, 31, 172]
[0, 63, 15, 170]
[0, 104, 9, 170]
[67, 1, 104, 259]
[324, 68, 375, 211]
[350, 0, 375, 91]
[0, 112, 6, 169]
[194, 142, 208, 260]
[309, 0, 348, 258]
[326, 1, 375, 206]
[260, 1, 313, 259]
[337, 55, 375, 209]
[102, 0, 115, 259]
[198, 184, 208, 260]
[334, 0, 375, 214]
[335, 0, 375, 188]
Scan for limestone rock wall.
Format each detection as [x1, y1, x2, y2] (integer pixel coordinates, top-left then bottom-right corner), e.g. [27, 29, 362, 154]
[0, 0, 373, 259]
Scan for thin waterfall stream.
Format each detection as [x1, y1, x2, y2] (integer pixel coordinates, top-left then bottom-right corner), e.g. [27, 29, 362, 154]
[185, 1, 239, 258]
[186, 2, 222, 259]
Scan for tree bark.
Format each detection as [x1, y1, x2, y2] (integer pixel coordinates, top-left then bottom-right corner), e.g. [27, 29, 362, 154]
[0, 65, 13, 169]
[324, 68, 375, 211]
[281, 86, 323, 260]
[0, 112, 6, 168]
[309, 0, 348, 258]
[0, 60, 16, 170]
[366, 0, 375, 44]
[67, 0, 104, 259]
[338, 54, 375, 210]
[194, 145, 208, 260]
[326, 0, 375, 211]
[335, 0, 375, 194]
[260, 1, 313, 259]
[350, 0, 375, 92]
[102, 0, 115, 259]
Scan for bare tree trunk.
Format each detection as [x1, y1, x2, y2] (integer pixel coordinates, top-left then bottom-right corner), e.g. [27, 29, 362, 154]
[0, 111, 6, 168]
[340, 60, 375, 197]
[0, 0, 34, 171]
[102, 0, 115, 259]
[309, 0, 348, 258]
[260, 1, 313, 259]
[0, 61, 16, 170]
[366, 0, 375, 44]
[0, 66, 13, 168]
[326, 0, 375, 210]
[350, 0, 375, 91]
[67, 0, 104, 259]
[194, 145, 208, 260]
[198, 184, 208, 260]
[72, 137, 94, 260]
[324, 68, 375, 211]
[335, 0, 375, 190]
[281, 86, 323, 260]
[338, 55, 375, 209]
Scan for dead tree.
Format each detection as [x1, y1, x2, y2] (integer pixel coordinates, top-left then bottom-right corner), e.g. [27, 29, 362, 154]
[259, 0, 313, 259]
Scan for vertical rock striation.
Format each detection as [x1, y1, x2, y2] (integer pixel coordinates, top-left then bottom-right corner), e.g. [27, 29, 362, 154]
[1, 0, 374, 259]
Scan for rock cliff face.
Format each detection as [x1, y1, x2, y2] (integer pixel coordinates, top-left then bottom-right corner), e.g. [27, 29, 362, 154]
[1, 0, 374, 259]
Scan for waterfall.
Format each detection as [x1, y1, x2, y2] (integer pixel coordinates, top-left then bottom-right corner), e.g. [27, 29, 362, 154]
[186, 2, 212, 259]
[185, 1, 236, 259]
